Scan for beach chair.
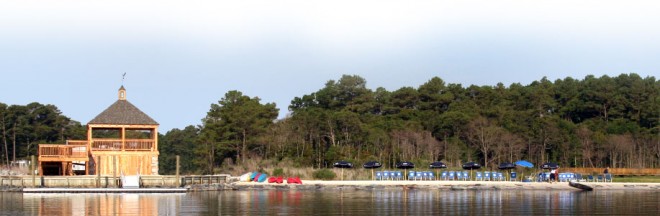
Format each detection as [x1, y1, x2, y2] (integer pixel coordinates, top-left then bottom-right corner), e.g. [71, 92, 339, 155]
[574, 173, 583, 182]
[448, 171, 456, 180]
[376, 171, 383, 180]
[604, 174, 613, 182]
[395, 171, 403, 180]
[587, 175, 594, 182]
[415, 172, 422, 180]
[597, 175, 604, 182]
[475, 172, 483, 181]
[497, 172, 504, 181]
[383, 171, 391, 180]
[462, 171, 469, 181]
[484, 171, 491, 181]
[510, 172, 517, 181]
[441, 171, 448, 180]
[407, 171, 415, 180]
[428, 172, 436, 180]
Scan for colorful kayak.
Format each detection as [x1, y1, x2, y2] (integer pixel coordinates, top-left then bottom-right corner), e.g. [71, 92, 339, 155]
[257, 174, 268, 182]
[249, 172, 259, 181]
[253, 173, 262, 182]
[238, 172, 252, 182]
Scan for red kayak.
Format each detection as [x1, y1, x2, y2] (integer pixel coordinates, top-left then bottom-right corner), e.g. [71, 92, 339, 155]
[287, 177, 302, 184]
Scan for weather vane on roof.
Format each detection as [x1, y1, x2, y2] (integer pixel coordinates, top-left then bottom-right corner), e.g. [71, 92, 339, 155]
[122, 72, 127, 85]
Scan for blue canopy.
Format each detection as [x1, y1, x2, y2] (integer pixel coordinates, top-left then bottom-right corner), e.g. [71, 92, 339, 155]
[515, 160, 534, 168]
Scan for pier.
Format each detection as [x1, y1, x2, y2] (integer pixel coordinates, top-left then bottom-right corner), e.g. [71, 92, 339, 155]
[1, 174, 230, 189]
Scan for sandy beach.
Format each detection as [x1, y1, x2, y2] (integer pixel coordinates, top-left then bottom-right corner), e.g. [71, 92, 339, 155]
[231, 180, 660, 191]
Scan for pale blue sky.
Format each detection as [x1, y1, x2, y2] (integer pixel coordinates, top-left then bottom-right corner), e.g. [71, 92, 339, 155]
[1, 0, 658, 132]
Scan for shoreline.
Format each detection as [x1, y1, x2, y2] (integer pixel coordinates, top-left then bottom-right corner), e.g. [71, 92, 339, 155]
[3, 180, 660, 192]
[229, 180, 660, 191]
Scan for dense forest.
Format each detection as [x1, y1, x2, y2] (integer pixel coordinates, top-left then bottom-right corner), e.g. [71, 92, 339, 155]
[2, 73, 658, 175]
[0, 102, 86, 165]
[160, 73, 659, 174]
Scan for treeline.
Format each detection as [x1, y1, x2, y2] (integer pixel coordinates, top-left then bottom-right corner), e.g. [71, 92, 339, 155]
[160, 73, 659, 174]
[0, 102, 86, 165]
[2, 73, 657, 175]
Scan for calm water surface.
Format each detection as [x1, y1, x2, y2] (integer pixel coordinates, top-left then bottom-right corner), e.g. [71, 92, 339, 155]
[1, 190, 659, 215]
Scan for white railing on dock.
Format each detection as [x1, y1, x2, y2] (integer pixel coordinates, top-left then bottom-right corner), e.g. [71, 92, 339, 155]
[1, 175, 230, 188]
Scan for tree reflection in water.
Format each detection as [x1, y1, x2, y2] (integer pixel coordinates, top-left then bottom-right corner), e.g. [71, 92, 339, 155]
[2, 190, 658, 215]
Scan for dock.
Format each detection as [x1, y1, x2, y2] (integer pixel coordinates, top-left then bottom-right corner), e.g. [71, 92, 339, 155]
[22, 188, 188, 193]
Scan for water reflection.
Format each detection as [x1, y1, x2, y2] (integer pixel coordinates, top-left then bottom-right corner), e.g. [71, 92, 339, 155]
[1, 189, 658, 215]
[16, 193, 186, 215]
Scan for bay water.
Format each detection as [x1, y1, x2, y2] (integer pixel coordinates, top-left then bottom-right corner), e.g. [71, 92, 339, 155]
[1, 190, 659, 215]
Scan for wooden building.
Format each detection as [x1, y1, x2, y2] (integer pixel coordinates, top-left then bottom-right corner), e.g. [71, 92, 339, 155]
[38, 86, 159, 176]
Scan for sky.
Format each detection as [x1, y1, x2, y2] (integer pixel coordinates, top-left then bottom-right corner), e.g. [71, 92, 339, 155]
[1, 0, 659, 132]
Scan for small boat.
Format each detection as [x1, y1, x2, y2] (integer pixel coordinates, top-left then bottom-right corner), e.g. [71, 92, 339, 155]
[287, 177, 302, 184]
[569, 181, 593, 191]
[249, 172, 259, 181]
[239, 172, 252, 182]
[257, 174, 268, 182]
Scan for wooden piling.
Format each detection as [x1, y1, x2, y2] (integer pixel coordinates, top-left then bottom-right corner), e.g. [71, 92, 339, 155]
[175, 155, 180, 187]
[96, 156, 101, 188]
[113, 155, 117, 187]
[31, 155, 36, 188]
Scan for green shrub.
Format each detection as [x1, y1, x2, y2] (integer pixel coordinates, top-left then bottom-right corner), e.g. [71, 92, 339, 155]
[273, 168, 285, 176]
[313, 169, 336, 180]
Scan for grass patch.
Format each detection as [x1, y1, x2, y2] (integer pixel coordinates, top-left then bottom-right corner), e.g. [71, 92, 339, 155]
[613, 176, 660, 183]
[312, 169, 336, 180]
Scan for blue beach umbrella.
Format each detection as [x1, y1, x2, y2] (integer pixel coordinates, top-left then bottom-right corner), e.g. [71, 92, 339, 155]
[514, 160, 534, 181]
[514, 160, 534, 168]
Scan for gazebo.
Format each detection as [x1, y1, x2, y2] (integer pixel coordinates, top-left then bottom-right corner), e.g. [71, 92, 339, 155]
[38, 86, 160, 176]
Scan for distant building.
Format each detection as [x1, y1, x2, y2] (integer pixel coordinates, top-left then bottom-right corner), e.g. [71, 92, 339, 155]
[38, 86, 159, 176]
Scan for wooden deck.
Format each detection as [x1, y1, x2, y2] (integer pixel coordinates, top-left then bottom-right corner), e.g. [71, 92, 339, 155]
[38, 137, 159, 176]
[38, 144, 88, 162]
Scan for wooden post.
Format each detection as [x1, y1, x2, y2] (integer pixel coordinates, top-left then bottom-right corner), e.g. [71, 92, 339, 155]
[175, 155, 180, 187]
[113, 155, 117, 187]
[96, 156, 101, 188]
[31, 155, 36, 188]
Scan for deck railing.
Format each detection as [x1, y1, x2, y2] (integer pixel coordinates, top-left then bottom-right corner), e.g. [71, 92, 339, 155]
[91, 139, 154, 151]
[66, 140, 88, 146]
[38, 144, 88, 159]
[124, 139, 154, 151]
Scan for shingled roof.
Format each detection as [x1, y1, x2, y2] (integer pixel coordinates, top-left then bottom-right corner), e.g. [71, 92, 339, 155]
[88, 87, 158, 125]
